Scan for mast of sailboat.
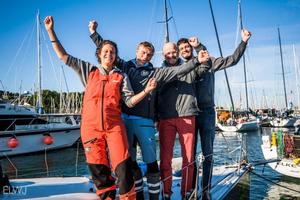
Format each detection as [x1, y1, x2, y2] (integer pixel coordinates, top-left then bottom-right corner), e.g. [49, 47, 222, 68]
[262, 89, 268, 108]
[59, 65, 70, 113]
[277, 28, 288, 108]
[293, 44, 300, 108]
[0, 80, 8, 99]
[163, 0, 170, 43]
[37, 11, 43, 113]
[238, 0, 249, 114]
[59, 65, 63, 113]
[208, 0, 235, 112]
[18, 80, 22, 105]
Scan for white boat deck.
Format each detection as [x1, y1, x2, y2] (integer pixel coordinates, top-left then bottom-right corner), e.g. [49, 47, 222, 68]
[170, 165, 248, 200]
[3, 164, 249, 199]
[2, 177, 98, 200]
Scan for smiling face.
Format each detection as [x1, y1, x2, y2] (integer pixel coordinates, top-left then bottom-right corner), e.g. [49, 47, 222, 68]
[98, 44, 116, 68]
[163, 43, 178, 65]
[178, 42, 193, 60]
[95, 40, 118, 69]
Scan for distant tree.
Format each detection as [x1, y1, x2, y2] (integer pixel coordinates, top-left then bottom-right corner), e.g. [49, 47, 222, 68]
[1, 89, 83, 113]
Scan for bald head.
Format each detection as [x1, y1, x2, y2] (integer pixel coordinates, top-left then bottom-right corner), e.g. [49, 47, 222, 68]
[163, 42, 179, 66]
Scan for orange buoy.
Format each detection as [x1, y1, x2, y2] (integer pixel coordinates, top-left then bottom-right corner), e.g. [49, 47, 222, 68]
[7, 137, 19, 148]
[43, 135, 54, 145]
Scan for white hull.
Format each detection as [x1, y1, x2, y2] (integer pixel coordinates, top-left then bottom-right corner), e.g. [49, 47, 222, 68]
[261, 145, 300, 179]
[270, 117, 297, 127]
[0, 127, 80, 157]
[217, 120, 259, 132]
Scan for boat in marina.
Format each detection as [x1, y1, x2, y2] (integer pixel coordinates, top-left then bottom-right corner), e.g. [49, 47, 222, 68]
[270, 28, 298, 128]
[261, 130, 300, 179]
[0, 99, 80, 157]
[216, 109, 260, 132]
[217, 120, 259, 132]
[0, 12, 81, 157]
[270, 116, 297, 128]
[0, 99, 38, 131]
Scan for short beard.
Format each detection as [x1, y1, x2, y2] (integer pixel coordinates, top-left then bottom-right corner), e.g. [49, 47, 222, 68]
[183, 54, 193, 61]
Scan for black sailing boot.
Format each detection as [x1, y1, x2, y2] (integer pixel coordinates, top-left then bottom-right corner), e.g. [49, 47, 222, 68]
[146, 172, 160, 200]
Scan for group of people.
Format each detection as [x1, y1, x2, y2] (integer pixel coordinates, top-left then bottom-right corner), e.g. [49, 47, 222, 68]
[44, 15, 251, 200]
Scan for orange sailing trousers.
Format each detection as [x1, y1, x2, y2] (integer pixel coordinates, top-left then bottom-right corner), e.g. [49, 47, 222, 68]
[82, 123, 136, 200]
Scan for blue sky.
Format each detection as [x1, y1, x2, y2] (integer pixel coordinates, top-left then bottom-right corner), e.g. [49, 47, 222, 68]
[0, 0, 300, 109]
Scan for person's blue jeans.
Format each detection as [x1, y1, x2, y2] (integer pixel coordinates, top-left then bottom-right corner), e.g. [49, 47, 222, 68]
[123, 117, 157, 164]
[194, 107, 215, 194]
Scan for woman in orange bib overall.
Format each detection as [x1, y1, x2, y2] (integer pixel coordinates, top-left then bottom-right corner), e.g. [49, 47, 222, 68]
[44, 16, 157, 200]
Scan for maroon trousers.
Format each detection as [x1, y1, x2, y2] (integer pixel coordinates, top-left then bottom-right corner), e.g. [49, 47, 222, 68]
[159, 116, 196, 197]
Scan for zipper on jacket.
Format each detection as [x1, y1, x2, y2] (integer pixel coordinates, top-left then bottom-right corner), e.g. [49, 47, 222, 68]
[100, 81, 106, 131]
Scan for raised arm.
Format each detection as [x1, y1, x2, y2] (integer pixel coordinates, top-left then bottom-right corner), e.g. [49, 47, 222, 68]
[89, 20, 128, 72]
[89, 20, 103, 47]
[212, 29, 252, 71]
[189, 36, 207, 54]
[45, 16, 94, 87]
[44, 16, 68, 63]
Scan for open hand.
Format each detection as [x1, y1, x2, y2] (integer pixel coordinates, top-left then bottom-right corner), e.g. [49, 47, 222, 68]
[144, 78, 157, 93]
[188, 37, 200, 48]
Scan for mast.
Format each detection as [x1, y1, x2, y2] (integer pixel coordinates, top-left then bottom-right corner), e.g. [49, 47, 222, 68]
[0, 80, 8, 99]
[164, 0, 172, 43]
[59, 66, 63, 113]
[277, 28, 288, 108]
[37, 11, 43, 113]
[238, 0, 249, 113]
[18, 80, 22, 105]
[208, 0, 235, 112]
[293, 44, 300, 108]
[262, 89, 268, 108]
[164, 0, 170, 43]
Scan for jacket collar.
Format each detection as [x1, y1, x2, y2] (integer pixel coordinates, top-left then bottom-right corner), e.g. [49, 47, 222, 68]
[131, 58, 154, 69]
[161, 58, 183, 67]
[97, 64, 121, 75]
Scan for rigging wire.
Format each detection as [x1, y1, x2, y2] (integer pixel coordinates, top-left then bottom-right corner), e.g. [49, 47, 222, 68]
[147, 0, 159, 41]
[167, 0, 179, 40]
[4, 17, 37, 90]
[208, 0, 235, 112]
[40, 22, 60, 88]
[14, 19, 36, 93]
